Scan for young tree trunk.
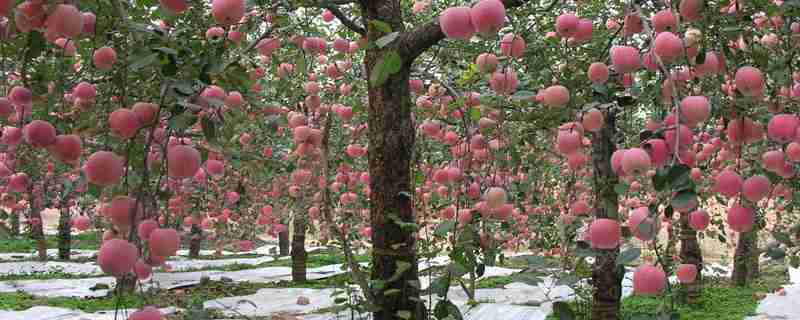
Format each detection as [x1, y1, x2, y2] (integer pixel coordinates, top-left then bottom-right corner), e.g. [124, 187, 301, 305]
[188, 223, 202, 259]
[29, 200, 47, 261]
[115, 274, 137, 295]
[57, 207, 71, 260]
[278, 229, 290, 256]
[291, 213, 307, 282]
[679, 211, 702, 302]
[9, 211, 19, 236]
[590, 108, 623, 320]
[732, 229, 758, 285]
[664, 221, 677, 271]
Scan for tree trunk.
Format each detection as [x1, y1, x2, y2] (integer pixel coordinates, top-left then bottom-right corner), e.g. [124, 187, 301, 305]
[362, 2, 425, 318]
[115, 274, 137, 295]
[590, 108, 623, 320]
[679, 211, 702, 302]
[291, 212, 307, 282]
[188, 223, 202, 259]
[9, 210, 19, 236]
[57, 207, 71, 260]
[732, 229, 758, 285]
[664, 220, 677, 271]
[278, 229, 290, 256]
[29, 201, 47, 261]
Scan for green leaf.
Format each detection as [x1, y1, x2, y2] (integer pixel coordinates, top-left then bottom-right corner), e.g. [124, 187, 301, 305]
[510, 90, 536, 101]
[201, 117, 216, 142]
[591, 83, 609, 96]
[434, 299, 462, 320]
[370, 50, 402, 87]
[130, 52, 159, 71]
[431, 276, 451, 297]
[388, 261, 412, 282]
[24, 31, 46, 61]
[553, 301, 575, 320]
[556, 273, 579, 286]
[434, 220, 456, 237]
[614, 183, 629, 195]
[652, 164, 690, 192]
[636, 220, 655, 239]
[169, 112, 197, 132]
[173, 81, 194, 96]
[447, 262, 469, 278]
[671, 190, 696, 208]
[695, 47, 706, 65]
[370, 20, 392, 33]
[469, 107, 481, 121]
[616, 247, 641, 265]
[396, 311, 412, 320]
[766, 247, 786, 260]
[375, 32, 400, 48]
[773, 231, 794, 246]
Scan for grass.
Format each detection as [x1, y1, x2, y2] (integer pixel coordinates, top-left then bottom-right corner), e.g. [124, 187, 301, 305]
[0, 269, 101, 281]
[547, 263, 789, 320]
[0, 273, 355, 315]
[475, 275, 517, 289]
[0, 232, 101, 253]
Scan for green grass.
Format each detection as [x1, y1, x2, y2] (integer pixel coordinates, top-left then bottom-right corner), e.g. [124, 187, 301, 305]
[0, 232, 101, 253]
[0, 269, 101, 281]
[0, 274, 354, 314]
[0, 291, 147, 313]
[475, 275, 517, 289]
[547, 263, 789, 320]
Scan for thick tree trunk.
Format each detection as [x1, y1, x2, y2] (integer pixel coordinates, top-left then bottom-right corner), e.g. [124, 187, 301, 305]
[590, 108, 623, 320]
[679, 211, 702, 302]
[278, 229, 290, 256]
[188, 223, 202, 259]
[363, 2, 424, 319]
[57, 207, 71, 260]
[732, 229, 758, 285]
[291, 213, 307, 282]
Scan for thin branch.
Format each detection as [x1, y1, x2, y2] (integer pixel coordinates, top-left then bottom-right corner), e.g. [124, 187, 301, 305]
[322, 4, 366, 35]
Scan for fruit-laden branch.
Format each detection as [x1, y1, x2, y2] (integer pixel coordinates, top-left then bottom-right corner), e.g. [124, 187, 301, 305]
[322, 5, 366, 35]
[293, 1, 366, 35]
[400, 0, 532, 59]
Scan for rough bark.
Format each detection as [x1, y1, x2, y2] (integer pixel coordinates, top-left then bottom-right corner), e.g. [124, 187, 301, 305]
[362, 1, 424, 318]
[679, 211, 702, 302]
[353, 1, 533, 318]
[279, 229, 290, 256]
[732, 229, 758, 286]
[57, 207, 71, 260]
[590, 108, 623, 320]
[291, 212, 307, 282]
[188, 223, 202, 259]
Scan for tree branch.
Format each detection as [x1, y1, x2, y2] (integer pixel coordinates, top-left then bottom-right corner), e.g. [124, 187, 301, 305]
[400, 0, 532, 59]
[322, 4, 366, 35]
